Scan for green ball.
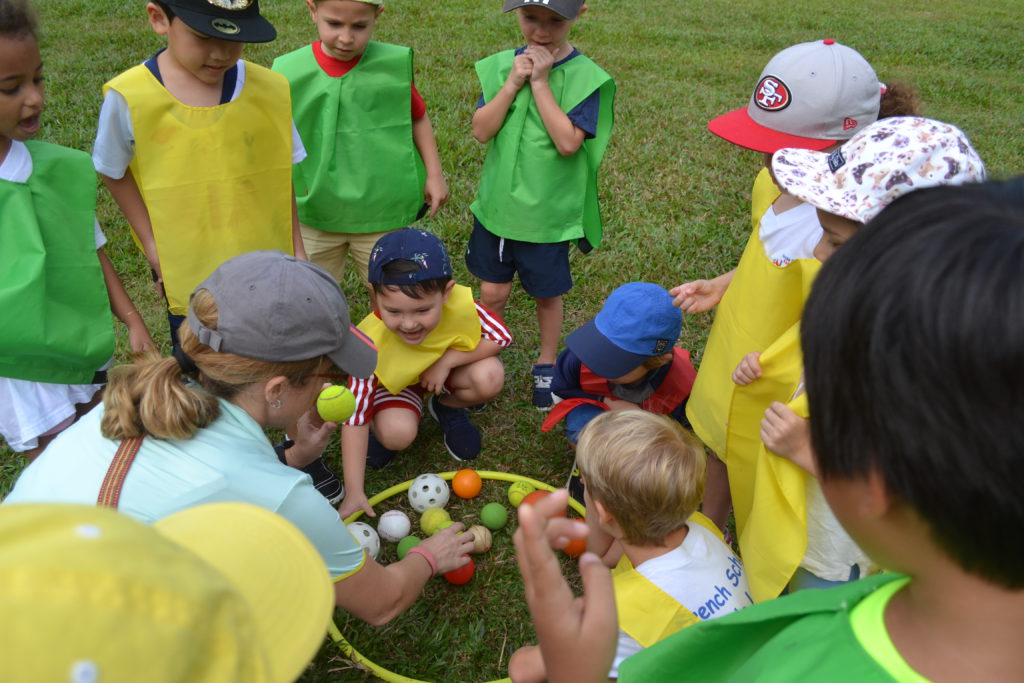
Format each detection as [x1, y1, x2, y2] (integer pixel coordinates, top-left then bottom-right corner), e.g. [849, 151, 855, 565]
[481, 502, 508, 531]
[397, 535, 421, 560]
[317, 385, 356, 423]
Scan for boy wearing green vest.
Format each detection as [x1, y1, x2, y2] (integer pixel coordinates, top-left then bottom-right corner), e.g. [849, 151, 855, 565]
[468, 0, 615, 410]
[273, 0, 448, 283]
[512, 184, 1024, 683]
[508, 411, 751, 682]
[93, 0, 306, 346]
[1, 0, 153, 460]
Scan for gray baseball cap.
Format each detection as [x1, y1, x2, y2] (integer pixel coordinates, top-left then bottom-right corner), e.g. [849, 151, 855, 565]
[187, 251, 376, 378]
[502, 0, 585, 19]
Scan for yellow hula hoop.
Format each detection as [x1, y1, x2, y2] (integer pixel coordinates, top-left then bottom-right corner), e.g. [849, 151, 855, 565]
[333, 471, 586, 683]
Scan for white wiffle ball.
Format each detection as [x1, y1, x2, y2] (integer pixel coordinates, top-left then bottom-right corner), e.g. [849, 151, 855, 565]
[377, 510, 412, 543]
[407, 473, 450, 513]
[347, 521, 380, 560]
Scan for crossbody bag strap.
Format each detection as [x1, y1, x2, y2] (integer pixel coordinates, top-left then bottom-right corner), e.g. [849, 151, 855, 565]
[97, 437, 145, 508]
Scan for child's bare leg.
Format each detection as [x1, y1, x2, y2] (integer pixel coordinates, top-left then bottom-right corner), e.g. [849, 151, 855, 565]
[508, 644, 546, 683]
[373, 407, 420, 452]
[21, 431, 59, 462]
[535, 295, 563, 365]
[444, 357, 505, 408]
[702, 451, 732, 532]
[480, 280, 514, 320]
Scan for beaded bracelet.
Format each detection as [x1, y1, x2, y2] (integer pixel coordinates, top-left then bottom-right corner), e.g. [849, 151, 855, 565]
[405, 546, 437, 577]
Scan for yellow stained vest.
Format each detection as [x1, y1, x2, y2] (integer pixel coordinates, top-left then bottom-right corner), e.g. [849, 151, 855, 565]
[612, 512, 722, 647]
[686, 169, 820, 458]
[357, 285, 481, 394]
[104, 63, 294, 314]
[728, 323, 810, 601]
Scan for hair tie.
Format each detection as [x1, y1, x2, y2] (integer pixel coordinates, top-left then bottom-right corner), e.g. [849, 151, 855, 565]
[173, 346, 200, 377]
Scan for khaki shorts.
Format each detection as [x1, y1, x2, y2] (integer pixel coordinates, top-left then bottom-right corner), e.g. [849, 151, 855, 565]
[299, 224, 399, 282]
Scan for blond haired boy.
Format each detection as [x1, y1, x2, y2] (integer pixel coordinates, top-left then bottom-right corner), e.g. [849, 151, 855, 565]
[509, 411, 752, 682]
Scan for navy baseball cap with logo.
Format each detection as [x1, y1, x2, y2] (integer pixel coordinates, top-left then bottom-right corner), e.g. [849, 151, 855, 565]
[163, 0, 276, 43]
[708, 40, 881, 153]
[565, 282, 682, 379]
[367, 228, 453, 285]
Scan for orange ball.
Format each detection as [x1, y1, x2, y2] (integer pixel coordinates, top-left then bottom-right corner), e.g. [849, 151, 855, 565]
[520, 490, 567, 517]
[452, 469, 483, 499]
[562, 535, 587, 558]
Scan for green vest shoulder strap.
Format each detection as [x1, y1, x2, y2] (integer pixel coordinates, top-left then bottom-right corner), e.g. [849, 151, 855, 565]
[619, 574, 904, 682]
[274, 42, 425, 233]
[0, 141, 114, 383]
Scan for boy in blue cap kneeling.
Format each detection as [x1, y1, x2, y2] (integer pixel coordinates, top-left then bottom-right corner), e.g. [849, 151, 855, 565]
[542, 283, 697, 503]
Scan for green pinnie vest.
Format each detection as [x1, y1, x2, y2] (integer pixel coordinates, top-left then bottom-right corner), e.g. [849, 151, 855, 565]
[273, 42, 425, 233]
[619, 573, 907, 682]
[470, 49, 615, 249]
[0, 141, 114, 384]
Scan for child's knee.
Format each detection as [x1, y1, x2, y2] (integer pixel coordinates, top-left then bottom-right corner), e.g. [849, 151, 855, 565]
[460, 357, 505, 399]
[508, 645, 545, 683]
[372, 411, 419, 451]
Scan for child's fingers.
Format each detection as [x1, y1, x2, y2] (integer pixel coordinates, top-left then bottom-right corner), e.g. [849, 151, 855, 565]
[576, 551, 617, 642]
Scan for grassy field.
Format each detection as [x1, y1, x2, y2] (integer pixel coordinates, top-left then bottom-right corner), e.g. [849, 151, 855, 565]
[3, 0, 1023, 680]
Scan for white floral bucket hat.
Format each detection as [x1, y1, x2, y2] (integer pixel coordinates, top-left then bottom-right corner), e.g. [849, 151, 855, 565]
[771, 116, 986, 223]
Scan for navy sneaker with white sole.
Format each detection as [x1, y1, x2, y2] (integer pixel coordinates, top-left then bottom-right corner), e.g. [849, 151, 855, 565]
[427, 395, 481, 461]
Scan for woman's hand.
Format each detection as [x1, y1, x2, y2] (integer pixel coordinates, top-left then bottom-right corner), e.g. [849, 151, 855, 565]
[417, 523, 476, 574]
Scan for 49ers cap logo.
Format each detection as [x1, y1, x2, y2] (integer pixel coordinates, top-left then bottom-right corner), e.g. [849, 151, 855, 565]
[210, 17, 240, 34]
[754, 76, 791, 111]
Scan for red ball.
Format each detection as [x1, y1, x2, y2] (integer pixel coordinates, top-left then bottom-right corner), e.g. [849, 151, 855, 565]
[562, 535, 587, 558]
[520, 490, 567, 518]
[444, 555, 475, 585]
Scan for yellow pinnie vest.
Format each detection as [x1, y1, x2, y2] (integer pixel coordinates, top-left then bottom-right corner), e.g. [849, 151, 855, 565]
[104, 63, 294, 314]
[357, 285, 481, 394]
[728, 324, 810, 601]
[612, 512, 723, 647]
[686, 169, 820, 457]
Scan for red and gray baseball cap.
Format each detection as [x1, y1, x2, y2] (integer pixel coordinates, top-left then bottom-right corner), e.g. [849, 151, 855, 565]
[771, 117, 986, 223]
[187, 251, 377, 378]
[163, 0, 277, 43]
[708, 40, 882, 153]
[502, 0, 585, 19]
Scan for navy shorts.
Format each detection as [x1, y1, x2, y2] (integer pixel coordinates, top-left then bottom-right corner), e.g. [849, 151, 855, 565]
[465, 217, 573, 298]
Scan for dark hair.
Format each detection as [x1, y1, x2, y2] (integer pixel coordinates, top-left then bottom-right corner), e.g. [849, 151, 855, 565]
[878, 81, 922, 119]
[801, 183, 1024, 588]
[370, 259, 451, 299]
[0, 0, 37, 38]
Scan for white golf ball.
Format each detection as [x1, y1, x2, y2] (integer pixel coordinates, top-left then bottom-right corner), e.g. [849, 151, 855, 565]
[377, 510, 412, 543]
[348, 521, 380, 560]
[407, 473, 450, 513]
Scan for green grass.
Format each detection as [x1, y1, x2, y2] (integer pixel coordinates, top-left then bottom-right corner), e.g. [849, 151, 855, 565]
[3, 0, 1023, 680]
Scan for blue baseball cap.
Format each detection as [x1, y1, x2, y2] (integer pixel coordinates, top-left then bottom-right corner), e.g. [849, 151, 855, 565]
[565, 282, 682, 379]
[367, 228, 453, 285]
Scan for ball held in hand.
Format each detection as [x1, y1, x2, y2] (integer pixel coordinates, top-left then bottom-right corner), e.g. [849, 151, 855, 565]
[316, 385, 356, 423]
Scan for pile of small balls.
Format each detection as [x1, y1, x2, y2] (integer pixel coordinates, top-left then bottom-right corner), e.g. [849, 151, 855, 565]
[346, 471, 585, 585]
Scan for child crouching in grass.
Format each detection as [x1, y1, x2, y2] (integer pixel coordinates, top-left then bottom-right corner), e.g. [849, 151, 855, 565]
[510, 410, 751, 682]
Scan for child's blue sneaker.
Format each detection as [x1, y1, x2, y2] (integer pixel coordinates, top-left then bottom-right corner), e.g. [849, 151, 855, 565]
[532, 363, 555, 410]
[366, 430, 396, 470]
[427, 395, 481, 461]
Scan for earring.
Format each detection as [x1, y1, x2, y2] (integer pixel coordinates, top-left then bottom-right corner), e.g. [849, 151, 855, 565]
[269, 399, 282, 409]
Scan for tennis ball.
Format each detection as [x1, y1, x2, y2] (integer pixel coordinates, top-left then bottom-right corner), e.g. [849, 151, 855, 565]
[434, 519, 455, 535]
[316, 385, 356, 423]
[420, 507, 451, 536]
[507, 481, 536, 506]
[481, 502, 508, 531]
[397, 535, 421, 560]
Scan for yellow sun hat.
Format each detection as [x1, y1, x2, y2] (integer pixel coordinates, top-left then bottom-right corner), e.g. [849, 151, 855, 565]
[0, 503, 333, 683]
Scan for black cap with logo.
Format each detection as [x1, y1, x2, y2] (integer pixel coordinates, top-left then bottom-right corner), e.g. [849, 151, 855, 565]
[163, 0, 276, 43]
